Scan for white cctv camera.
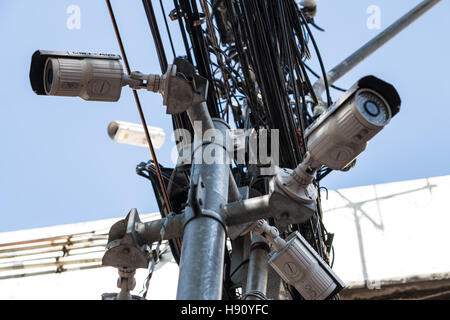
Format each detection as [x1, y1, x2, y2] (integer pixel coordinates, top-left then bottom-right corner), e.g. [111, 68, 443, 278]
[276, 76, 401, 203]
[30, 50, 126, 101]
[252, 219, 344, 300]
[29, 52, 207, 114]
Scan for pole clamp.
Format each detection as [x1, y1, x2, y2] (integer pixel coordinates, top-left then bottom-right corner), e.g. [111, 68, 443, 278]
[184, 175, 228, 232]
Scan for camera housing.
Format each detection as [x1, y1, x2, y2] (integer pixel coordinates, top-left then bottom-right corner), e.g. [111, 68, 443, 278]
[30, 50, 125, 101]
[252, 220, 344, 300]
[276, 76, 401, 203]
[305, 75, 401, 170]
[269, 231, 344, 300]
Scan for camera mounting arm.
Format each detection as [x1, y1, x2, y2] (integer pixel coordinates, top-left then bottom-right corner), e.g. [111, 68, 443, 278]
[275, 153, 319, 204]
[124, 59, 209, 115]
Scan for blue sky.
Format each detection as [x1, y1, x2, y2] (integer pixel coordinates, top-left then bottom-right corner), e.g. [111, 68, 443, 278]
[0, 0, 448, 231]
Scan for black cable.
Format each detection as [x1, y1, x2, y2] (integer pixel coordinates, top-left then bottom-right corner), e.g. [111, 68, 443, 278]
[106, 0, 173, 219]
[142, 0, 168, 73]
[304, 63, 347, 92]
[229, 259, 249, 279]
[317, 167, 333, 181]
[298, 9, 332, 107]
[158, 0, 176, 58]
[131, 0, 338, 299]
[278, 0, 307, 156]
[173, 0, 194, 63]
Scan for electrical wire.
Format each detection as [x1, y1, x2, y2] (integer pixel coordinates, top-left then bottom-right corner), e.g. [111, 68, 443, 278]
[241, 290, 269, 300]
[141, 214, 172, 299]
[304, 63, 347, 92]
[125, 0, 339, 300]
[105, 0, 173, 218]
[298, 9, 332, 107]
[158, 0, 176, 58]
[229, 259, 249, 279]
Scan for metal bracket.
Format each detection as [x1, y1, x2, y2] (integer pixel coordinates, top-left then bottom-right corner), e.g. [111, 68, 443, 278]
[223, 177, 316, 232]
[185, 175, 228, 232]
[102, 209, 150, 270]
[228, 186, 253, 240]
[162, 58, 209, 115]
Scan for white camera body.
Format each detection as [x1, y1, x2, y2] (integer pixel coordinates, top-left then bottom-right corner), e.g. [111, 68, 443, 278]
[30, 50, 125, 101]
[305, 76, 401, 171]
[268, 231, 344, 300]
[252, 220, 344, 300]
[276, 76, 401, 203]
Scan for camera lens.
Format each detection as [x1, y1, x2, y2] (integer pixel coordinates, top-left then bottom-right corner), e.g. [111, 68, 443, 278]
[364, 101, 380, 116]
[44, 59, 54, 94]
[356, 90, 390, 126]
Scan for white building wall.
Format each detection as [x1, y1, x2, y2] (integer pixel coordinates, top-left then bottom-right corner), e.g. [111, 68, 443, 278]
[0, 175, 449, 299]
[0, 264, 179, 300]
[322, 175, 450, 284]
[0, 214, 179, 300]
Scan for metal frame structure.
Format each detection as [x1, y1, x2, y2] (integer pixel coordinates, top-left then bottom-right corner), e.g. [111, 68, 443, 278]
[100, 0, 441, 301]
[25, 0, 442, 300]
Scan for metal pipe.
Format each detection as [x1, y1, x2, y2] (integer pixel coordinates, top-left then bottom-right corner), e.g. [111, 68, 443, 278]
[244, 234, 269, 300]
[224, 195, 271, 226]
[313, 0, 442, 106]
[0, 231, 105, 248]
[0, 238, 107, 254]
[0, 248, 105, 265]
[0, 245, 104, 260]
[135, 214, 185, 244]
[176, 118, 231, 300]
[0, 258, 102, 272]
[0, 264, 104, 281]
[187, 101, 241, 202]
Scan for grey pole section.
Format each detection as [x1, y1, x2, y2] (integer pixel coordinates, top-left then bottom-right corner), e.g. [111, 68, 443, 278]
[224, 195, 271, 225]
[313, 0, 441, 108]
[187, 101, 241, 202]
[244, 234, 269, 300]
[176, 118, 231, 300]
[135, 214, 185, 244]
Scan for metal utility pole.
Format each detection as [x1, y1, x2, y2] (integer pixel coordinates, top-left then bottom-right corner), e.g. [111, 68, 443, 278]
[98, 0, 440, 300]
[244, 234, 269, 300]
[176, 117, 231, 299]
[28, 0, 443, 301]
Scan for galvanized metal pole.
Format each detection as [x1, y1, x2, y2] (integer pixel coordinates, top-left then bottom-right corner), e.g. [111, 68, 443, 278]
[244, 234, 269, 300]
[313, 0, 442, 107]
[187, 102, 240, 202]
[176, 117, 231, 300]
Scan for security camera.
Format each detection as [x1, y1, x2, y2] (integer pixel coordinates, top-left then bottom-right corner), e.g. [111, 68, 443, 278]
[107, 121, 165, 148]
[30, 52, 207, 114]
[30, 50, 126, 101]
[276, 76, 401, 203]
[252, 219, 344, 300]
